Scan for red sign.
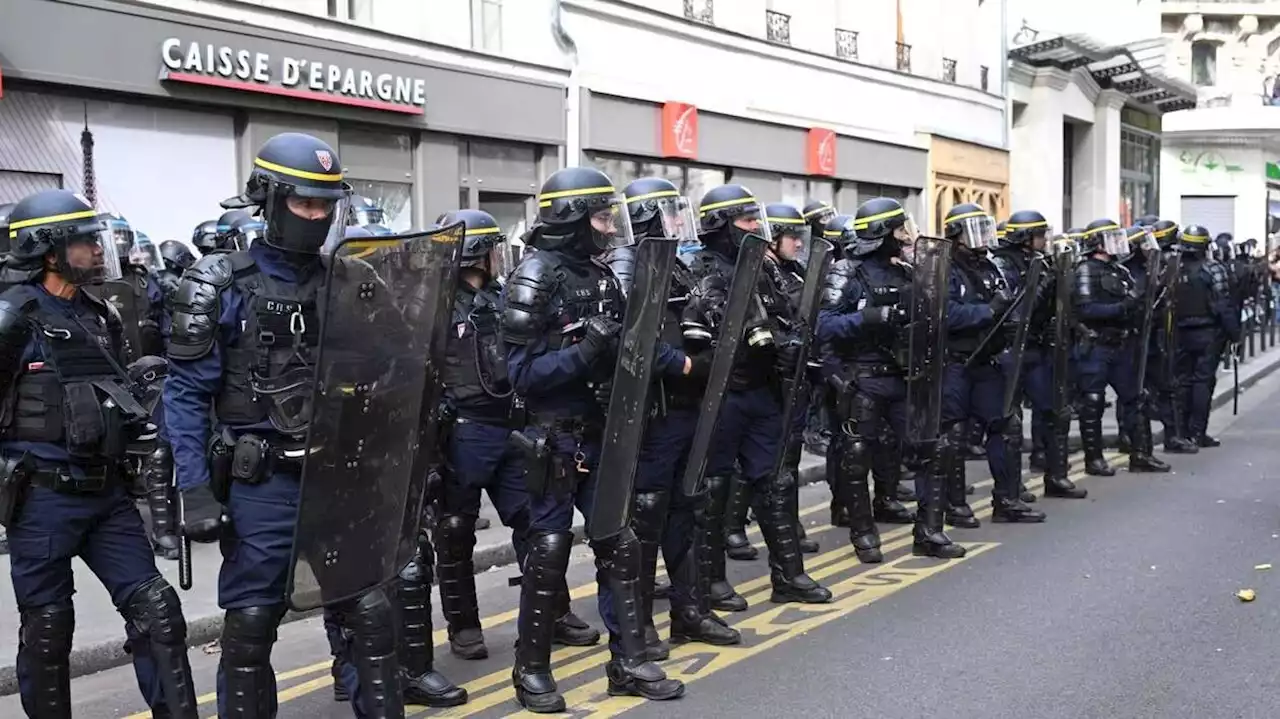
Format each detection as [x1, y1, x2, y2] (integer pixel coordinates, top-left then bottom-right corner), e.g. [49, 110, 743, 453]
[160, 71, 424, 115]
[661, 102, 698, 159]
[0, 65, 5, 100]
[807, 127, 837, 176]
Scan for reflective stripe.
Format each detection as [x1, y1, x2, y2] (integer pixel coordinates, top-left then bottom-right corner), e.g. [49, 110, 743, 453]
[1084, 224, 1121, 235]
[852, 206, 905, 229]
[801, 202, 833, 219]
[624, 189, 680, 204]
[767, 216, 807, 225]
[7, 209, 99, 231]
[254, 157, 343, 182]
[1006, 220, 1048, 230]
[537, 185, 616, 202]
[464, 226, 503, 235]
[698, 196, 758, 215]
[946, 210, 990, 223]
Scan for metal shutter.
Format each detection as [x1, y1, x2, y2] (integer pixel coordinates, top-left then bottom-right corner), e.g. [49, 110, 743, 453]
[1180, 196, 1236, 238]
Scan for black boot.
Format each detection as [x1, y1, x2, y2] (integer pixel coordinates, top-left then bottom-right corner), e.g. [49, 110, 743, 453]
[514, 532, 573, 713]
[631, 492, 671, 662]
[597, 529, 685, 702]
[944, 429, 980, 529]
[872, 440, 915, 523]
[723, 471, 758, 561]
[1116, 431, 1132, 454]
[435, 514, 489, 661]
[332, 657, 348, 701]
[124, 577, 199, 718]
[1128, 417, 1171, 473]
[143, 443, 180, 561]
[667, 502, 742, 647]
[552, 593, 601, 647]
[1196, 434, 1221, 448]
[1164, 392, 1199, 453]
[830, 501, 851, 527]
[1164, 436, 1199, 454]
[1044, 418, 1087, 498]
[703, 474, 748, 612]
[1019, 484, 1037, 503]
[395, 537, 466, 709]
[895, 480, 918, 503]
[1079, 392, 1115, 476]
[992, 498, 1046, 523]
[846, 476, 882, 564]
[782, 443, 819, 554]
[912, 458, 966, 560]
[757, 474, 832, 604]
[872, 483, 915, 524]
[1028, 449, 1047, 471]
[1003, 414, 1036, 504]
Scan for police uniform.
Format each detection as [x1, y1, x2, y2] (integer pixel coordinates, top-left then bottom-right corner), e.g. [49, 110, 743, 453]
[681, 184, 832, 610]
[1114, 226, 1172, 472]
[165, 133, 417, 717]
[502, 167, 686, 713]
[799, 201, 838, 462]
[1173, 225, 1240, 448]
[1, 189, 197, 718]
[939, 204, 1044, 526]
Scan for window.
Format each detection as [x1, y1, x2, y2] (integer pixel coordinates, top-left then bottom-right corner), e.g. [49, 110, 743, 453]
[1192, 41, 1217, 87]
[942, 58, 958, 83]
[1120, 126, 1160, 225]
[472, 0, 503, 52]
[766, 10, 791, 45]
[1063, 122, 1075, 226]
[326, 0, 370, 23]
[684, 0, 714, 25]
[896, 43, 912, 73]
[347, 179, 412, 232]
[835, 29, 859, 60]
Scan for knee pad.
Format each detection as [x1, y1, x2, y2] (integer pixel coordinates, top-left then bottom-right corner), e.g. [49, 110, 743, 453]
[435, 513, 477, 557]
[1002, 413, 1023, 443]
[21, 602, 75, 664]
[1081, 392, 1106, 412]
[631, 491, 669, 540]
[349, 588, 396, 657]
[221, 606, 284, 667]
[125, 576, 187, 646]
[398, 531, 436, 584]
[592, 526, 642, 581]
[526, 531, 573, 590]
[937, 422, 967, 464]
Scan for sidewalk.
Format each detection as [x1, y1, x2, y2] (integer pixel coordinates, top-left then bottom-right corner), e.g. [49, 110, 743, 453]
[2, 341, 1278, 694]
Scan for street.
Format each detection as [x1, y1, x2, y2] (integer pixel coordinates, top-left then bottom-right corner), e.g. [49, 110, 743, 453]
[12, 366, 1280, 719]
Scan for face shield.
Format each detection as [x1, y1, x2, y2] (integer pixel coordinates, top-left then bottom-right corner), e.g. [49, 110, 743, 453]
[1132, 228, 1159, 255]
[1096, 227, 1128, 257]
[82, 221, 123, 282]
[351, 205, 384, 227]
[109, 223, 135, 256]
[1052, 237, 1078, 266]
[587, 193, 635, 251]
[952, 213, 996, 250]
[131, 236, 164, 271]
[263, 179, 353, 255]
[488, 235, 515, 280]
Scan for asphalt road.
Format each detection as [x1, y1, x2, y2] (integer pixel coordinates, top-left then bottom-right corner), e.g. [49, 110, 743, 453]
[17, 367, 1280, 719]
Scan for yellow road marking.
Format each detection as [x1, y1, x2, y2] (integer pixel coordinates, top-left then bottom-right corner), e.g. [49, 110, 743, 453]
[542, 544, 1001, 717]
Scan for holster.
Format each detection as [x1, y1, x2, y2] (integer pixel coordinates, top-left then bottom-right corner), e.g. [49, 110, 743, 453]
[207, 431, 234, 503]
[0, 452, 32, 528]
[509, 429, 551, 497]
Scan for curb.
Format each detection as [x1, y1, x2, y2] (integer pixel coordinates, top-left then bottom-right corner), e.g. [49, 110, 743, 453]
[11, 349, 1280, 694]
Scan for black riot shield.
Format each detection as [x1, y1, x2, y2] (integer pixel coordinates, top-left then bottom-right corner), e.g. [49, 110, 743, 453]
[87, 279, 143, 362]
[904, 236, 953, 446]
[1134, 249, 1164, 391]
[1159, 249, 1181, 389]
[681, 233, 770, 496]
[1000, 255, 1043, 417]
[1051, 241, 1078, 420]
[771, 237, 835, 479]
[286, 223, 463, 611]
[588, 236, 679, 541]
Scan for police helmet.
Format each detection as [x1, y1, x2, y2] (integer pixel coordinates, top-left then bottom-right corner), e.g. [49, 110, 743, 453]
[1180, 224, 1211, 253]
[1240, 237, 1259, 258]
[622, 177, 696, 247]
[944, 203, 996, 251]
[850, 197, 914, 259]
[349, 195, 385, 227]
[437, 209, 505, 271]
[105, 214, 135, 260]
[698, 184, 769, 249]
[823, 214, 863, 256]
[531, 166, 632, 254]
[802, 200, 837, 238]
[1081, 218, 1126, 256]
[216, 209, 249, 246]
[1004, 209, 1051, 248]
[159, 240, 196, 272]
[0, 203, 15, 254]
[224, 132, 353, 255]
[6, 189, 121, 283]
[1122, 225, 1158, 259]
[192, 219, 219, 255]
[1135, 214, 1160, 228]
[764, 203, 811, 259]
[995, 220, 1007, 246]
[228, 213, 267, 251]
[1151, 220, 1180, 251]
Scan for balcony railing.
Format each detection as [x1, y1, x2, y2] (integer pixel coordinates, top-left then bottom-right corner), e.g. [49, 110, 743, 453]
[766, 10, 790, 45]
[834, 28, 858, 60]
[683, 0, 713, 25]
[942, 57, 957, 83]
[896, 42, 912, 73]
[980, 65, 990, 91]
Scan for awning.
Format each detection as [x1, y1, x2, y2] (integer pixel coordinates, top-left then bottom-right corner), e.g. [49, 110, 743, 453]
[1009, 35, 1196, 113]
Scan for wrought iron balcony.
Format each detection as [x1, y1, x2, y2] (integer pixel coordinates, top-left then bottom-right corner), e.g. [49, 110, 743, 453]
[980, 65, 990, 91]
[683, 0, 713, 25]
[943, 57, 957, 83]
[766, 10, 790, 45]
[896, 42, 912, 73]
[835, 28, 859, 60]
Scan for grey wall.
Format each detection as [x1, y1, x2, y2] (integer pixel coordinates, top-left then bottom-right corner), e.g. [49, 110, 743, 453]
[1, 0, 566, 145]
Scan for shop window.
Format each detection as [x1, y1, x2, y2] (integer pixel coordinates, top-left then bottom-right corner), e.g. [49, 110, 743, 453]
[588, 154, 726, 206]
[479, 191, 531, 245]
[348, 179, 412, 232]
[1192, 41, 1217, 87]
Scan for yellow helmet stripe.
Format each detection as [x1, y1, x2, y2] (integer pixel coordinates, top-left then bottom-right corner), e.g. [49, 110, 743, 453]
[801, 202, 833, 219]
[7, 209, 100, 232]
[698, 196, 758, 215]
[624, 189, 680, 204]
[1084, 224, 1121, 235]
[538, 185, 616, 204]
[1006, 220, 1049, 230]
[766, 216, 806, 225]
[852, 206, 904, 230]
[1152, 226, 1177, 239]
[947, 210, 991, 222]
[464, 227, 503, 235]
[1182, 233, 1209, 244]
[254, 157, 343, 183]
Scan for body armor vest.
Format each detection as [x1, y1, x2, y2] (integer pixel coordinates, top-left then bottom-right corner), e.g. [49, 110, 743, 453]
[949, 255, 1004, 355]
[1175, 257, 1214, 324]
[214, 253, 323, 437]
[1078, 258, 1134, 333]
[2, 286, 135, 461]
[442, 282, 512, 422]
[688, 249, 773, 391]
[829, 260, 908, 370]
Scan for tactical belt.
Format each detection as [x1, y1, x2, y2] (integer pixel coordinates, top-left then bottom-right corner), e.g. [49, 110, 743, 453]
[850, 363, 899, 378]
[529, 412, 601, 442]
[30, 463, 119, 495]
[1078, 326, 1132, 346]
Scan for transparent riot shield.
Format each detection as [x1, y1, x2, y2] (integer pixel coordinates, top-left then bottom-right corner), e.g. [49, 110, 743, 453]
[1134, 249, 1164, 391]
[286, 223, 463, 611]
[1051, 239, 1078, 421]
[86, 279, 143, 362]
[904, 235, 953, 446]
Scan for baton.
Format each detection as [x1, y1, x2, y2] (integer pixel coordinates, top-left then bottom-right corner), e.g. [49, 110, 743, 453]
[964, 284, 1030, 369]
[176, 490, 193, 591]
[1233, 342, 1241, 416]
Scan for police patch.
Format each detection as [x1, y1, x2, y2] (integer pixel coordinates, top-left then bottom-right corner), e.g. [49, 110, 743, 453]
[315, 150, 333, 172]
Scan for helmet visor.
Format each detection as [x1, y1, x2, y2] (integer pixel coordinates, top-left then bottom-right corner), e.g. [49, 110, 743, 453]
[236, 222, 267, 251]
[893, 216, 921, 245]
[651, 194, 699, 246]
[767, 215, 812, 264]
[1132, 228, 1159, 255]
[588, 192, 635, 251]
[1099, 228, 1128, 257]
[953, 214, 996, 250]
[131, 237, 164, 271]
[489, 234, 515, 280]
[87, 222, 124, 282]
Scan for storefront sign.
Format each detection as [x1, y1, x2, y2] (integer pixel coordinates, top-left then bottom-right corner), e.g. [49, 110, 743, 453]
[660, 102, 698, 159]
[159, 38, 426, 115]
[806, 128, 837, 176]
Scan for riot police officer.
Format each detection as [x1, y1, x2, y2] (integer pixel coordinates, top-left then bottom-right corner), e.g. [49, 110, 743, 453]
[1115, 225, 1173, 472]
[503, 166, 687, 712]
[680, 184, 832, 610]
[156, 240, 196, 303]
[993, 211, 1087, 500]
[621, 176, 741, 664]
[1073, 219, 1164, 476]
[1173, 225, 1240, 448]
[191, 219, 220, 256]
[0, 189, 197, 717]
[940, 204, 1044, 525]
[800, 201, 838, 460]
[815, 206, 924, 564]
[166, 132, 425, 717]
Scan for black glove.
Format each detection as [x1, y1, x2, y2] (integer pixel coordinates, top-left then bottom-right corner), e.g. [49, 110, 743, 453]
[775, 340, 802, 377]
[578, 315, 622, 364]
[180, 483, 227, 544]
[988, 294, 1014, 319]
[686, 350, 714, 383]
[863, 305, 908, 326]
[593, 380, 613, 407]
[1120, 295, 1142, 318]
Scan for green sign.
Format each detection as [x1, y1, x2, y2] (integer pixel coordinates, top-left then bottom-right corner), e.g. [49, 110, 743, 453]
[1268, 162, 1280, 180]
